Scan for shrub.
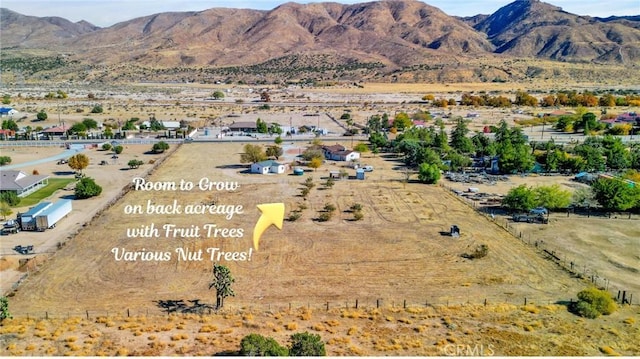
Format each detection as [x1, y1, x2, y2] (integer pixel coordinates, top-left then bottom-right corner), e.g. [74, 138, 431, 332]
[288, 212, 302, 222]
[239, 333, 289, 356]
[289, 332, 326, 356]
[102, 143, 112, 151]
[128, 159, 144, 169]
[152, 141, 170, 153]
[0, 191, 20, 206]
[114, 145, 124, 154]
[461, 244, 488, 260]
[75, 177, 102, 199]
[572, 287, 617, 319]
[0, 296, 12, 322]
[323, 203, 336, 212]
[0, 156, 11, 166]
[317, 212, 332, 222]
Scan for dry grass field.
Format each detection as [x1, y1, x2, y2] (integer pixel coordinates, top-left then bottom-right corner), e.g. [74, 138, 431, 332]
[3, 142, 639, 356]
[8, 142, 584, 313]
[1, 303, 638, 356]
[2, 82, 639, 356]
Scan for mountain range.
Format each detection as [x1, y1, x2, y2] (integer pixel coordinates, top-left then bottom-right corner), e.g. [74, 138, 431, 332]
[1, 0, 639, 83]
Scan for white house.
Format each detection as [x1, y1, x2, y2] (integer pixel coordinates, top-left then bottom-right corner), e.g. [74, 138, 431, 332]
[251, 160, 287, 174]
[322, 144, 361, 162]
[0, 107, 19, 117]
[141, 120, 181, 129]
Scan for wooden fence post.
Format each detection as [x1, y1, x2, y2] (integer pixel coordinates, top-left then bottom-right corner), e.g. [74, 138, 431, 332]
[355, 299, 358, 309]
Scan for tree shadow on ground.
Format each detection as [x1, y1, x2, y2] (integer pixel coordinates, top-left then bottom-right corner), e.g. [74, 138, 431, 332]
[154, 299, 216, 314]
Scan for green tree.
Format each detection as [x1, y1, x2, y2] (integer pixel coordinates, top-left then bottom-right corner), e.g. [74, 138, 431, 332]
[369, 132, 388, 149]
[591, 178, 639, 211]
[36, 110, 48, 121]
[212, 90, 225, 100]
[301, 147, 324, 162]
[0, 192, 20, 207]
[114, 145, 124, 154]
[449, 118, 475, 154]
[256, 118, 268, 134]
[269, 123, 283, 135]
[68, 153, 90, 173]
[274, 136, 283, 145]
[75, 177, 103, 199]
[572, 187, 596, 207]
[392, 112, 412, 131]
[1, 119, 18, 131]
[0, 296, 11, 322]
[417, 163, 441, 184]
[127, 159, 144, 169]
[209, 263, 235, 309]
[354, 143, 369, 153]
[0, 201, 13, 219]
[102, 143, 112, 151]
[152, 141, 170, 153]
[289, 332, 326, 356]
[122, 119, 137, 131]
[0, 156, 12, 166]
[573, 287, 617, 319]
[265, 145, 282, 159]
[602, 135, 630, 170]
[69, 122, 87, 134]
[240, 144, 266, 163]
[240, 334, 289, 356]
[149, 119, 165, 131]
[533, 184, 571, 210]
[502, 185, 536, 212]
[90, 105, 103, 113]
[82, 118, 98, 130]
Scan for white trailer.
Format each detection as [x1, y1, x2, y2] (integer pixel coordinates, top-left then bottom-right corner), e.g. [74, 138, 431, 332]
[35, 199, 72, 231]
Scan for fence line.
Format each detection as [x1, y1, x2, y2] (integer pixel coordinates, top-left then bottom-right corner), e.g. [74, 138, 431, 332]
[8, 292, 636, 321]
[443, 185, 636, 305]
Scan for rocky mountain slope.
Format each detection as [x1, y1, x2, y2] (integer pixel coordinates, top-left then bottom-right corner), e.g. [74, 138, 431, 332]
[1, 0, 639, 83]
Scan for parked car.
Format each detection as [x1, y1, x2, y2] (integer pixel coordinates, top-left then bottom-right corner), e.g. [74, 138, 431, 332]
[530, 207, 548, 215]
[362, 165, 374, 172]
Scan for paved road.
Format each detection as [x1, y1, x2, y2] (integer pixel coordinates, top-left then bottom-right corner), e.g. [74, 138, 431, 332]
[1, 148, 84, 170]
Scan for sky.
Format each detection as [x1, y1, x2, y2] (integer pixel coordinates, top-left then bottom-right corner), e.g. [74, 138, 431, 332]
[2, 0, 639, 27]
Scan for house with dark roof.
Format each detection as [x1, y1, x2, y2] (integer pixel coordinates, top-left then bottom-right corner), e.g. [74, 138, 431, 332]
[322, 144, 360, 162]
[42, 125, 70, 137]
[0, 170, 49, 197]
[226, 121, 258, 134]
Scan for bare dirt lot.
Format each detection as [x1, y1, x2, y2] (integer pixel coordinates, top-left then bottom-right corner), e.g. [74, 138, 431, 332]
[0, 144, 173, 294]
[7, 142, 585, 312]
